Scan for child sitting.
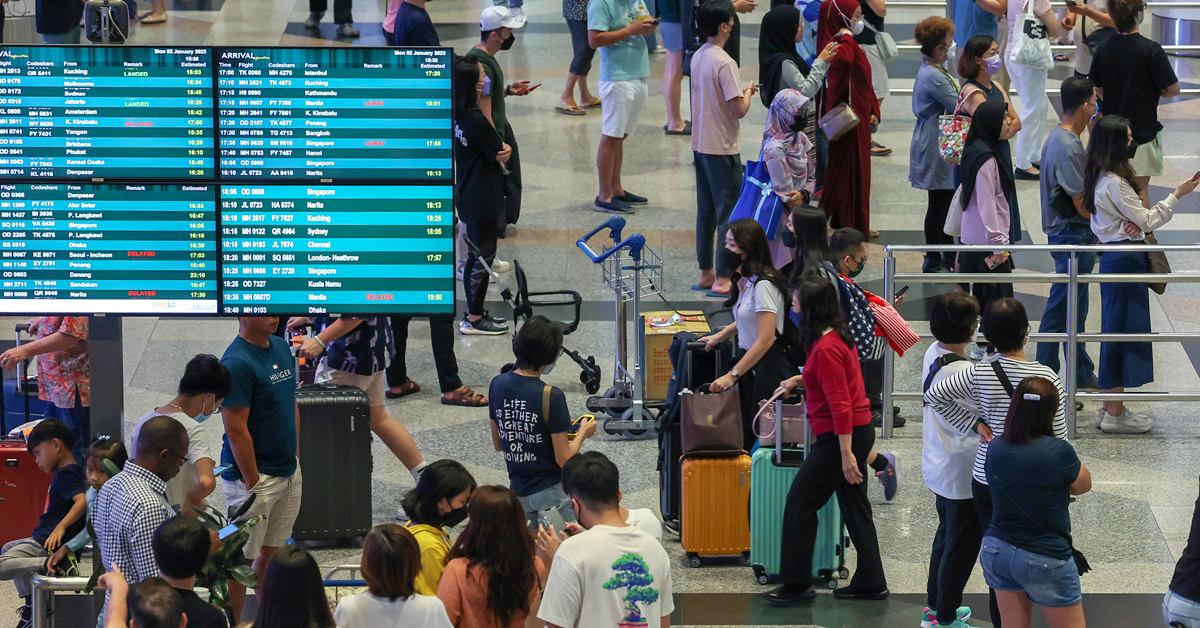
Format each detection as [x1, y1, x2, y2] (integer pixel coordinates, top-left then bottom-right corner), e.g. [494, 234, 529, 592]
[46, 436, 128, 574]
[0, 419, 88, 624]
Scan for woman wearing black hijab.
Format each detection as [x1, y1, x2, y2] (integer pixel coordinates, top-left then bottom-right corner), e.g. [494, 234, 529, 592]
[955, 100, 1017, 343]
[758, 5, 838, 148]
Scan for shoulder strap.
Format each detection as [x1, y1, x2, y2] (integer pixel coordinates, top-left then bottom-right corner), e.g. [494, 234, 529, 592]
[923, 353, 968, 393]
[541, 384, 552, 428]
[990, 359, 1015, 397]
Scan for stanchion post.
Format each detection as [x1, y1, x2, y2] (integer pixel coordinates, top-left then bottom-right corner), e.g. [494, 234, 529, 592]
[1065, 254, 1079, 439]
[882, 251, 896, 439]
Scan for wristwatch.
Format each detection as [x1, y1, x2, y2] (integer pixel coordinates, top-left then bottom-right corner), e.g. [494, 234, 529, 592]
[728, 368, 740, 379]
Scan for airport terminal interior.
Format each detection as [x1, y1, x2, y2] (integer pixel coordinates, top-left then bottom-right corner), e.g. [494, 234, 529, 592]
[4, 0, 1200, 625]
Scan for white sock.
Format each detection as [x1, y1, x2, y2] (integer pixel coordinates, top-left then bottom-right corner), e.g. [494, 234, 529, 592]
[410, 461, 428, 483]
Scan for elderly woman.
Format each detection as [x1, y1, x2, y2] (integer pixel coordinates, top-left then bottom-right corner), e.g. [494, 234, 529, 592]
[909, 16, 958, 274]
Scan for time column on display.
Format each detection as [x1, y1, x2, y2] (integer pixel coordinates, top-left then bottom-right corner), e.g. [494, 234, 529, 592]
[218, 185, 455, 315]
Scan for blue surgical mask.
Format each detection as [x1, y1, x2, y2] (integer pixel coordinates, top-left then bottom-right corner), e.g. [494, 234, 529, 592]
[193, 395, 216, 423]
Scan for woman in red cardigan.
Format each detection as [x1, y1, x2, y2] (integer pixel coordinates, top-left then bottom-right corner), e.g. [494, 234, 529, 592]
[816, 0, 880, 236]
[762, 275, 887, 605]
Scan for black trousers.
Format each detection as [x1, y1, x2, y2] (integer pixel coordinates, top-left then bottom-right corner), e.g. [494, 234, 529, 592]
[860, 356, 883, 421]
[463, 219, 498, 317]
[310, 0, 353, 23]
[779, 424, 886, 591]
[925, 189, 956, 247]
[387, 314, 462, 394]
[973, 479, 1002, 628]
[958, 251, 1014, 340]
[927, 495, 983, 625]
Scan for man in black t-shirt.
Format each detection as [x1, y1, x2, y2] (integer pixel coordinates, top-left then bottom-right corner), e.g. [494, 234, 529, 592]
[1089, 0, 1179, 203]
[153, 517, 229, 628]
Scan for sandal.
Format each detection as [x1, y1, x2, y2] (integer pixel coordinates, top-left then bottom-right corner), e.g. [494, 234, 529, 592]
[441, 386, 488, 407]
[555, 105, 586, 116]
[870, 140, 892, 156]
[140, 12, 167, 23]
[384, 380, 421, 399]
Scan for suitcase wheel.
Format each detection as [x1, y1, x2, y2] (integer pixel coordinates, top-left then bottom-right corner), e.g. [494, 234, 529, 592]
[742, 551, 751, 566]
[838, 567, 850, 579]
[687, 553, 701, 568]
[826, 578, 838, 589]
[752, 565, 768, 585]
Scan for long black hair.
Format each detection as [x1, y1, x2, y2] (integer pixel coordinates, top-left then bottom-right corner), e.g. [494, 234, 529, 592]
[400, 459, 477, 527]
[793, 275, 853, 351]
[788, 205, 830, 283]
[724, 218, 788, 309]
[253, 546, 335, 628]
[454, 56, 482, 119]
[1083, 115, 1139, 215]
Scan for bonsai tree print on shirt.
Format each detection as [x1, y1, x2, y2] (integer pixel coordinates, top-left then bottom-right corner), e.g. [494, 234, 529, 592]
[603, 553, 661, 628]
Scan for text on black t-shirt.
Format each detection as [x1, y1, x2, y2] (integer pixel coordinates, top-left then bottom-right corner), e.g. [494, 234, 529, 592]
[489, 371, 572, 497]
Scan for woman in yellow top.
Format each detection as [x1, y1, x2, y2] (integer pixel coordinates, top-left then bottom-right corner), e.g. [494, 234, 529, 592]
[402, 459, 478, 594]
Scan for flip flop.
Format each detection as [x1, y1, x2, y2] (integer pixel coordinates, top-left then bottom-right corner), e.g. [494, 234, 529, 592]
[870, 141, 892, 156]
[705, 289, 730, 299]
[555, 105, 586, 116]
[664, 121, 692, 136]
[582, 98, 602, 109]
[441, 387, 488, 407]
[384, 380, 421, 399]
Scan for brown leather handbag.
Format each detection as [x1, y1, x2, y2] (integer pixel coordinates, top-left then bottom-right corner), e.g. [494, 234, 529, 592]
[680, 385, 743, 456]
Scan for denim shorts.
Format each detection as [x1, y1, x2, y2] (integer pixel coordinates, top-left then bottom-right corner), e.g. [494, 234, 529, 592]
[517, 482, 576, 531]
[980, 536, 1082, 607]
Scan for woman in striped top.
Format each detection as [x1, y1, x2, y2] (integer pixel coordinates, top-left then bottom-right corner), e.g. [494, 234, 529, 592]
[924, 298, 1067, 627]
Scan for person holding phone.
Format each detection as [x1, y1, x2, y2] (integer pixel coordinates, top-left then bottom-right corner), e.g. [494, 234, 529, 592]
[1084, 115, 1199, 434]
[956, 100, 1018, 352]
[489, 316, 598, 529]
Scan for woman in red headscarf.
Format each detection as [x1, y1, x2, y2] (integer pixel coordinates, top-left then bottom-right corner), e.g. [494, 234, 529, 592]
[817, 0, 880, 236]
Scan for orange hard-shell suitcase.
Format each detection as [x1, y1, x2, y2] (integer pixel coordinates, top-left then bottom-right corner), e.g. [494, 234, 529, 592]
[680, 453, 751, 567]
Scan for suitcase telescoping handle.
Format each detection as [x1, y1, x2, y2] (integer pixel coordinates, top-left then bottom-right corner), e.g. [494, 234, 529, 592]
[14, 324, 31, 394]
[770, 371, 809, 463]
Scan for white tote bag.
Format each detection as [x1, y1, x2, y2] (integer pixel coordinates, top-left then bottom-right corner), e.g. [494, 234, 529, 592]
[943, 184, 966, 237]
[1007, 0, 1054, 70]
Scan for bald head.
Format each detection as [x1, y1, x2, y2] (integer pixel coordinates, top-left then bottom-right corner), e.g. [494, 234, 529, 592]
[134, 416, 189, 482]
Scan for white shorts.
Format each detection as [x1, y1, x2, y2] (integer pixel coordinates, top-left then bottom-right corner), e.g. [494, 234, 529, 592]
[862, 43, 889, 101]
[1130, 132, 1164, 178]
[599, 78, 648, 138]
[325, 368, 386, 407]
[223, 462, 303, 560]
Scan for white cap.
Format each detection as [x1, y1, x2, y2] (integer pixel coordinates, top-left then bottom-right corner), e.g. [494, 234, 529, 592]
[480, 6, 526, 31]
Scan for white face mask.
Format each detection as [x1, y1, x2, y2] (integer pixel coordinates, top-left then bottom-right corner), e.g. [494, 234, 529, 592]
[850, 19, 864, 35]
[945, 41, 957, 60]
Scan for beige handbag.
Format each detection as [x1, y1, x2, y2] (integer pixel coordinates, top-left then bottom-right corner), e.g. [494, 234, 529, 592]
[818, 71, 859, 142]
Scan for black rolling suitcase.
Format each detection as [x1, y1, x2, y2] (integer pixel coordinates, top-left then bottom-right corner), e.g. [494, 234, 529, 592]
[292, 384, 373, 542]
[658, 332, 726, 534]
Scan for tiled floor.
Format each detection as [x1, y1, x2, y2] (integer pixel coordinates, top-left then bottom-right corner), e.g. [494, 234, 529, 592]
[4, 1, 1200, 626]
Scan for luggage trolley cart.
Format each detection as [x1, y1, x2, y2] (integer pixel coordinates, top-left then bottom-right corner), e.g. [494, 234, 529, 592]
[577, 217, 663, 440]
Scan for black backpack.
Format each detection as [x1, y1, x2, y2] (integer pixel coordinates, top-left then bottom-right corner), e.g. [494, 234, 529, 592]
[923, 353, 968, 393]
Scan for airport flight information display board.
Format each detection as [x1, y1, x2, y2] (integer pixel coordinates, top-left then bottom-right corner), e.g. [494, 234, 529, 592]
[0, 47, 214, 178]
[0, 183, 218, 314]
[215, 47, 453, 180]
[219, 184, 454, 315]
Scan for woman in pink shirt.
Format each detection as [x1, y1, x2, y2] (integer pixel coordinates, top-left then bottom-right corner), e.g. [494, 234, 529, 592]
[956, 99, 1016, 350]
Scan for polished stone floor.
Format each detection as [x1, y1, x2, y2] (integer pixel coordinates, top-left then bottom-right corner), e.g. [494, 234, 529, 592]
[5, 0, 1200, 625]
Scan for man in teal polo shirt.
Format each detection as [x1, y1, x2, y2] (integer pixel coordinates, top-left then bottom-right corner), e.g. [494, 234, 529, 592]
[588, 0, 657, 214]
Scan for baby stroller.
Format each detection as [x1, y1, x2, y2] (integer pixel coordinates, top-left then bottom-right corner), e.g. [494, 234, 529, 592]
[463, 237, 603, 395]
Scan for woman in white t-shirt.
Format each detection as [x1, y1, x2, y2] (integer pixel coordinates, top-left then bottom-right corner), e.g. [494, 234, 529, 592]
[335, 524, 455, 628]
[703, 218, 797, 450]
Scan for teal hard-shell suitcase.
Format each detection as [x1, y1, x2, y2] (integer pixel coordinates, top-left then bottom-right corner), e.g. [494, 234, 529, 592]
[748, 398, 849, 587]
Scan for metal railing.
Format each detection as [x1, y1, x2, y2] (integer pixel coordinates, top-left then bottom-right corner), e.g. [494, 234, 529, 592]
[880, 243, 1200, 439]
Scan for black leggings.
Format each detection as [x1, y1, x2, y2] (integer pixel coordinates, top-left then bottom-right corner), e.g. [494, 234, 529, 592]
[463, 219, 498, 317]
[925, 189, 955, 247]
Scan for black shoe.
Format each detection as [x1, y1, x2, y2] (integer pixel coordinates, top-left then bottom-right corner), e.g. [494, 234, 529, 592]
[923, 254, 945, 273]
[594, 197, 635, 214]
[480, 309, 507, 324]
[761, 585, 816, 606]
[1014, 168, 1039, 181]
[833, 585, 890, 600]
[304, 11, 323, 28]
[460, 316, 508, 336]
[614, 191, 648, 205]
[871, 411, 905, 429]
[337, 23, 361, 37]
[15, 598, 31, 628]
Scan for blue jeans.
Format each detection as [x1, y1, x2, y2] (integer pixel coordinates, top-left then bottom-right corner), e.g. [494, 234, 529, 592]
[1036, 226, 1097, 386]
[517, 483, 575, 531]
[42, 391, 90, 465]
[694, 152, 742, 277]
[980, 536, 1081, 608]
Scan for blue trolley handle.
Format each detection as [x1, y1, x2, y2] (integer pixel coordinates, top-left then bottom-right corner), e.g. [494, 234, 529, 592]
[576, 217, 646, 263]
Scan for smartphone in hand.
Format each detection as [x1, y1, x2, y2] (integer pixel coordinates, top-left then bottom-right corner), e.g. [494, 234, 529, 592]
[894, 285, 910, 300]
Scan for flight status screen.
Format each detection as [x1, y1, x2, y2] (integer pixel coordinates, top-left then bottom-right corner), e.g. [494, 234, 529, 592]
[0, 183, 218, 314]
[0, 47, 214, 179]
[215, 47, 453, 181]
[218, 184, 454, 315]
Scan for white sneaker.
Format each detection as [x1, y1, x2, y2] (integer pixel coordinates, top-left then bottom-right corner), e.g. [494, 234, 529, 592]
[1098, 408, 1153, 434]
[396, 506, 410, 522]
[491, 258, 512, 273]
[1095, 407, 1105, 429]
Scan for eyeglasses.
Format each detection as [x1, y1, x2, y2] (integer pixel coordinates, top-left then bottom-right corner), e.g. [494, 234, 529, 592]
[161, 448, 188, 462]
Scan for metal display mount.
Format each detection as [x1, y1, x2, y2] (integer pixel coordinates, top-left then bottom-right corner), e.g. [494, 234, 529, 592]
[577, 217, 664, 439]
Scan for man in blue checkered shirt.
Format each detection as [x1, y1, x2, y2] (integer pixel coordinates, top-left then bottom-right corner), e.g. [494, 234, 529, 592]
[94, 416, 189, 605]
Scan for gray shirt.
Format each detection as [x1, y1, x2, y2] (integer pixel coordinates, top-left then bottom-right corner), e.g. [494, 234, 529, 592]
[909, 60, 959, 191]
[780, 58, 828, 100]
[1039, 125, 1087, 235]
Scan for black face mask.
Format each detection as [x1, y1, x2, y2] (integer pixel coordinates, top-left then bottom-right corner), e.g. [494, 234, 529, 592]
[500, 33, 516, 50]
[442, 505, 469, 528]
[1125, 140, 1138, 161]
[789, 116, 805, 134]
[781, 229, 797, 248]
[721, 248, 744, 274]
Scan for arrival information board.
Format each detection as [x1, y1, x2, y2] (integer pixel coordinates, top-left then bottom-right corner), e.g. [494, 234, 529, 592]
[218, 184, 454, 315]
[0, 47, 214, 179]
[0, 183, 218, 314]
[215, 47, 453, 180]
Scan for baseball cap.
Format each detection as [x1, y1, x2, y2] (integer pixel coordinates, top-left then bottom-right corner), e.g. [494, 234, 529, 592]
[480, 6, 526, 31]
